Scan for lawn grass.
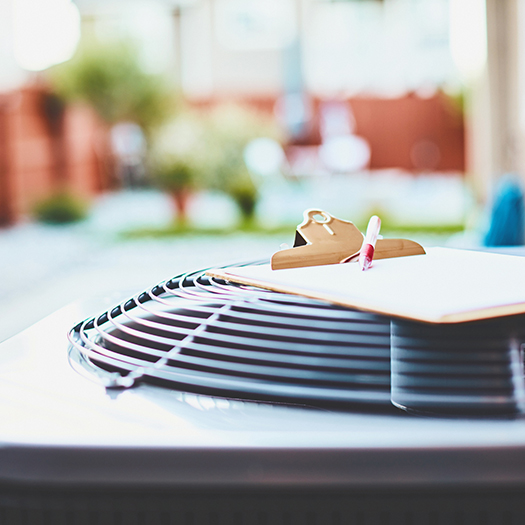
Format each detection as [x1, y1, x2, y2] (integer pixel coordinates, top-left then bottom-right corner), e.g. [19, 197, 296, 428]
[121, 221, 296, 239]
[122, 219, 465, 239]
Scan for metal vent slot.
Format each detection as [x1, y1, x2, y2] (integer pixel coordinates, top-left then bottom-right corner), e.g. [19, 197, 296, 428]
[180, 343, 390, 371]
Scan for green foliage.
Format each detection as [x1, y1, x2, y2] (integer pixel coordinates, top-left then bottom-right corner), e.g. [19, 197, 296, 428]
[33, 192, 88, 224]
[225, 170, 258, 223]
[122, 222, 295, 239]
[150, 112, 209, 193]
[203, 104, 281, 185]
[151, 103, 281, 222]
[354, 208, 465, 235]
[202, 104, 281, 222]
[154, 156, 200, 193]
[49, 41, 174, 135]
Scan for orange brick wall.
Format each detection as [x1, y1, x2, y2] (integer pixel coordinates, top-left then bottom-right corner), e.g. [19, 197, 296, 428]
[0, 86, 112, 225]
[347, 94, 464, 172]
[191, 93, 465, 172]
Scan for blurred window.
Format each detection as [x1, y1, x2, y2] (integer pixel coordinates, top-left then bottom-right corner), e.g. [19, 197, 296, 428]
[214, 0, 297, 50]
[13, 0, 80, 71]
[303, 0, 457, 96]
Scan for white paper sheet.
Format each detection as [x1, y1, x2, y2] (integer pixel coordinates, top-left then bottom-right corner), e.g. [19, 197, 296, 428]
[208, 247, 525, 323]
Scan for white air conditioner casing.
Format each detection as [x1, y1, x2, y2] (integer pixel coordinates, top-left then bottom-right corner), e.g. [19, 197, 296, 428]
[3, 290, 525, 522]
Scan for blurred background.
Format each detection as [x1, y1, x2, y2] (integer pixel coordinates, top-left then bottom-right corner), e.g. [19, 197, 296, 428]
[1, 0, 524, 340]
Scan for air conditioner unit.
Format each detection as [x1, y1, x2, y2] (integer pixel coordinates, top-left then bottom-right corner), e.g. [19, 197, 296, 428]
[2, 260, 525, 524]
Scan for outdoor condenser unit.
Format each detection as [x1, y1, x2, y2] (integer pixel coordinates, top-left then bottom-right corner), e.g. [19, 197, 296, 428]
[2, 259, 525, 524]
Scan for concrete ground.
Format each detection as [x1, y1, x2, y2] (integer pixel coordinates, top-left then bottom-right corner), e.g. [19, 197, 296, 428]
[0, 223, 286, 344]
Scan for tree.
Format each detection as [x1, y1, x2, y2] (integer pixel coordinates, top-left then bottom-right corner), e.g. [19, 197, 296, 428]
[49, 40, 175, 139]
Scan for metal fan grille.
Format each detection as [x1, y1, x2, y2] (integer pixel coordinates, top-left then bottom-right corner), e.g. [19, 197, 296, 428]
[391, 315, 525, 415]
[68, 261, 392, 408]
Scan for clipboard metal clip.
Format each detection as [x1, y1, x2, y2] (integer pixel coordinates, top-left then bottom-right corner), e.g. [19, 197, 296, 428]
[271, 209, 426, 270]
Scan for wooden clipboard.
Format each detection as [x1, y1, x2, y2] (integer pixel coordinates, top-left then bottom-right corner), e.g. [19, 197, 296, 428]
[271, 209, 425, 270]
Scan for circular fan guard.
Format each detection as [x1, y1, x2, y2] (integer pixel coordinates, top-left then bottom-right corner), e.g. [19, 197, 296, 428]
[68, 261, 525, 415]
[68, 261, 392, 409]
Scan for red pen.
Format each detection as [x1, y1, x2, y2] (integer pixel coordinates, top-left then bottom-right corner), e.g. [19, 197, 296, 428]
[359, 215, 381, 271]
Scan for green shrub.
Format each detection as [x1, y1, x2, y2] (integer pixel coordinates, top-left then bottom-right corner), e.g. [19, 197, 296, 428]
[48, 40, 175, 137]
[152, 154, 201, 224]
[33, 193, 88, 224]
[154, 156, 199, 193]
[228, 176, 258, 223]
[151, 104, 281, 223]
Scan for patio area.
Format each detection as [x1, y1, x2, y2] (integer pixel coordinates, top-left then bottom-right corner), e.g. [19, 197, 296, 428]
[0, 171, 477, 343]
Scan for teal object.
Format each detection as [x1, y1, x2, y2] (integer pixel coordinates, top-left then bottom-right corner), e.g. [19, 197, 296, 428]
[484, 175, 525, 247]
